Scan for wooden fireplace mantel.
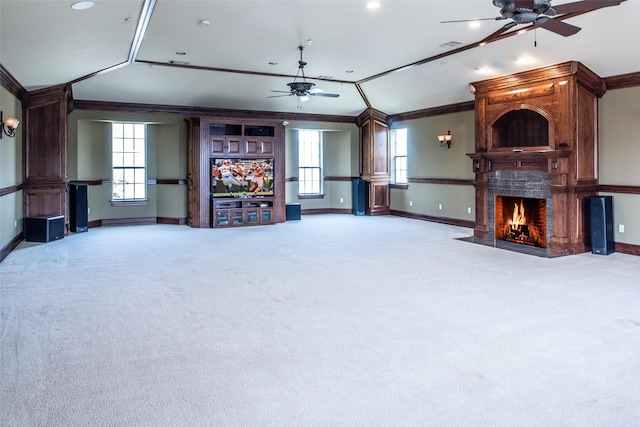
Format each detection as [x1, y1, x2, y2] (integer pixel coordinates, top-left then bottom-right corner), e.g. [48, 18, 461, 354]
[468, 61, 604, 256]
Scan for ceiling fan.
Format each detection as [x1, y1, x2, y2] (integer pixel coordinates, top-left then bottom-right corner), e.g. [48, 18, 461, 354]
[268, 45, 339, 106]
[442, 0, 622, 43]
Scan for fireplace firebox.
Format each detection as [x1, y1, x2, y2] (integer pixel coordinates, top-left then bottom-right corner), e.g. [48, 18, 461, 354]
[495, 196, 546, 248]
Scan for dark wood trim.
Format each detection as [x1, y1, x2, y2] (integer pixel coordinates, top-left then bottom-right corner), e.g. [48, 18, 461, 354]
[156, 179, 187, 185]
[73, 100, 357, 124]
[615, 242, 640, 257]
[388, 101, 475, 124]
[286, 177, 298, 182]
[408, 178, 474, 186]
[301, 208, 351, 215]
[110, 200, 149, 207]
[68, 179, 105, 186]
[0, 64, 28, 101]
[88, 220, 102, 228]
[391, 210, 475, 228]
[157, 217, 187, 225]
[604, 71, 640, 90]
[136, 59, 354, 86]
[298, 194, 325, 200]
[102, 217, 157, 226]
[355, 83, 372, 109]
[0, 232, 24, 263]
[324, 176, 356, 182]
[599, 185, 640, 195]
[0, 184, 21, 197]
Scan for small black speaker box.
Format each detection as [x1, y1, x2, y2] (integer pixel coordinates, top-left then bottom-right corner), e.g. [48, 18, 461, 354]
[69, 183, 88, 233]
[590, 196, 615, 255]
[352, 179, 366, 216]
[286, 203, 301, 221]
[25, 216, 65, 243]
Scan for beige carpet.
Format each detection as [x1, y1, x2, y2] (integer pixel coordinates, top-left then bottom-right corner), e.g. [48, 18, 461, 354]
[2, 215, 640, 426]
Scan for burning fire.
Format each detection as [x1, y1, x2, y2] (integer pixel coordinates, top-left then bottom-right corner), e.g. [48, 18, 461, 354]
[508, 200, 527, 229]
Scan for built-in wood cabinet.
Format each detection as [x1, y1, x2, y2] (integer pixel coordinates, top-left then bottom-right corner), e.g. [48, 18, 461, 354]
[186, 118, 285, 228]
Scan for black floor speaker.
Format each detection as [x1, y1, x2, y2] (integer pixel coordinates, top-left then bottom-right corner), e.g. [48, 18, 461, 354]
[352, 179, 366, 216]
[590, 196, 614, 255]
[25, 216, 65, 242]
[69, 183, 89, 232]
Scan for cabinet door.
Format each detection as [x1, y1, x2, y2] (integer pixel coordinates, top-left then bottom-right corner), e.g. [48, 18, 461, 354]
[210, 137, 225, 155]
[246, 209, 259, 224]
[211, 137, 242, 155]
[260, 208, 273, 224]
[231, 209, 244, 225]
[244, 138, 274, 157]
[214, 209, 231, 226]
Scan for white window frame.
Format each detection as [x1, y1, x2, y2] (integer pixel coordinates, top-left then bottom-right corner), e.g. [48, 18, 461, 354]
[390, 128, 408, 184]
[111, 122, 147, 203]
[298, 130, 323, 196]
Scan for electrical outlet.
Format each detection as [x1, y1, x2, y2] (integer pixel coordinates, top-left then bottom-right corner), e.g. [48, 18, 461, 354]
[468, 207, 472, 214]
[409, 201, 413, 207]
[619, 224, 625, 233]
[88, 207, 91, 214]
[14, 220, 17, 228]
[438, 203, 442, 210]
[340, 198, 343, 204]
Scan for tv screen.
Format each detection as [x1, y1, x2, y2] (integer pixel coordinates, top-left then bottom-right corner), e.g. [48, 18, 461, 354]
[211, 158, 274, 198]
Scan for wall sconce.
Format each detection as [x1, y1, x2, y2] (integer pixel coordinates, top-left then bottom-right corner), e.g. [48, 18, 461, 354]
[1, 111, 20, 139]
[438, 130, 452, 149]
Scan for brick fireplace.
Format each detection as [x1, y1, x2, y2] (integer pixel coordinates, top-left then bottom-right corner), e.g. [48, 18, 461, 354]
[468, 62, 605, 257]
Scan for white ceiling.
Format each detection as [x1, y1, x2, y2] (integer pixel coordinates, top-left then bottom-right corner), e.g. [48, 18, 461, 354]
[1, 0, 638, 117]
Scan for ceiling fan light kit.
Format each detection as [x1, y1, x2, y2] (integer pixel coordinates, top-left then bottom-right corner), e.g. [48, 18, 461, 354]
[268, 45, 339, 108]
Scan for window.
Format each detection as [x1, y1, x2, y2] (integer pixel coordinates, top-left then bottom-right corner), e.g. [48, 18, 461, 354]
[390, 128, 408, 184]
[112, 123, 146, 201]
[298, 130, 322, 195]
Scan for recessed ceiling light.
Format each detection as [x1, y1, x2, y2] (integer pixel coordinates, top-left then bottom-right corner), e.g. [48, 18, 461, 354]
[269, 62, 278, 65]
[346, 70, 354, 73]
[198, 20, 211, 26]
[469, 21, 481, 28]
[367, 2, 381, 9]
[71, 1, 94, 10]
[514, 55, 530, 64]
[475, 66, 489, 73]
[492, 60, 506, 68]
[176, 51, 186, 56]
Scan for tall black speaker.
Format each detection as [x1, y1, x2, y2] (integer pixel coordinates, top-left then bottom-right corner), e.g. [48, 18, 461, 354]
[352, 179, 366, 216]
[590, 196, 614, 255]
[69, 183, 88, 233]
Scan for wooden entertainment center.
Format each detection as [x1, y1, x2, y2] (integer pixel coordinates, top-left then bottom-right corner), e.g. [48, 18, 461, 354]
[185, 117, 286, 228]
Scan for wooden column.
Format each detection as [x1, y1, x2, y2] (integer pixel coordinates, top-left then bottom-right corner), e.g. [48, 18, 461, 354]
[357, 108, 390, 216]
[22, 85, 71, 222]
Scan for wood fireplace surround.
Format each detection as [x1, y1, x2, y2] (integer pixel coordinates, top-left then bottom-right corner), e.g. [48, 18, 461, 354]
[468, 61, 605, 257]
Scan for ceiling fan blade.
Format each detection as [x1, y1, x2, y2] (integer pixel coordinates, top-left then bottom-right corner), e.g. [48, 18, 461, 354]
[481, 21, 517, 43]
[309, 92, 339, 98]
[299, 95, 310, 102]
[267, 93, 294, 98]
[441, 16, 506, 23]
[536, 18, 581, 36]
[553, 0, 621, 15]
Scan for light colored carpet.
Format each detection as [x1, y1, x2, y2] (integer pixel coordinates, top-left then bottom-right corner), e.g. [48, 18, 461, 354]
[1, 215, 640, 426]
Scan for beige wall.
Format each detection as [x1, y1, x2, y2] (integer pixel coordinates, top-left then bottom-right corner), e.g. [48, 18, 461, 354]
[285, 121, 359, 211]
[68, 110, 188, 222]
[599, 86, 640, 245]
[0, 86, 23, 248]
[390, 110, 476, 222]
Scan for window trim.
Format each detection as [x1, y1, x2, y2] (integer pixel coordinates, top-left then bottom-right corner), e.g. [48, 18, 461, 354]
[111, 122, 148, 202]
[297, 129, 323, 196]
[390, 128, 408, 185]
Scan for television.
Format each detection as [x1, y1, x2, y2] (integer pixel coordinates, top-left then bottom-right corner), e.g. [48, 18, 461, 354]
[211, 158, 274, 198]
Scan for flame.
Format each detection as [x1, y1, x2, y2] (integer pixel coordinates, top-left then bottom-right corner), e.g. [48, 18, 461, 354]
[508, 200, 527, 227]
